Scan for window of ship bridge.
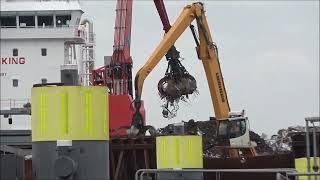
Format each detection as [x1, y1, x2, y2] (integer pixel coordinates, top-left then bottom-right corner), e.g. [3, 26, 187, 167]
[19, 16, 35, 28]
[56, 15, 71, 27]
[0, 16, 16, 28]
[38, 16, 53, 28]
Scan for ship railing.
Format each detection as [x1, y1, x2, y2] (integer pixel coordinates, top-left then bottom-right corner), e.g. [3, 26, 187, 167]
[0, 26, 18, 28]
[0, 99, 30, 110]
[0, 26, 37, 28]
[1, 25, 54, 28]
[1, 25, 80, 29]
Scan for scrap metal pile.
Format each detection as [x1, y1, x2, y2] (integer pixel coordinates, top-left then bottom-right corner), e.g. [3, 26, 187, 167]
[266, 125, 320, 154]
[157, 119, 273, 158]
[157, 120, 315, 157]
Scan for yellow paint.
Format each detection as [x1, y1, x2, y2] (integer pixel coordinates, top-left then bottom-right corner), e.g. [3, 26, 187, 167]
[85, 92, 92, 134]
[295, 157, 320, 180]
[60, 92, 68, 134]
[156, 136, 203, 169]
[31, 86, 109, 141]
[103, 93, 107, 134]
[40, 93, 46, 135]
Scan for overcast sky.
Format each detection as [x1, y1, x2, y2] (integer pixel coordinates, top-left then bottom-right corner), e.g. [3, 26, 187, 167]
[80, 0, 319, 136]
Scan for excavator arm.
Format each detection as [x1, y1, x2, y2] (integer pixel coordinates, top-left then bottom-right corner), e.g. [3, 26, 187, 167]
[134, 2, 230, 120]
[134, 2, 256, 157]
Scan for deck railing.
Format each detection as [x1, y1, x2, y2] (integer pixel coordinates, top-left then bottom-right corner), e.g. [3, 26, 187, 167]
[0, 99, 30, 109]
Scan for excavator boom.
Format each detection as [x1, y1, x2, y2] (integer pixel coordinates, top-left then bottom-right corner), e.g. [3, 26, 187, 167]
[133, 2, 256, 157]
[134, 2, 230, 120]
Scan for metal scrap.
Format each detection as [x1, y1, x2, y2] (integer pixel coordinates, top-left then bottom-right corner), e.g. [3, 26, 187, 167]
[157, 119, 286, 158]
[158, 51, 198, 119]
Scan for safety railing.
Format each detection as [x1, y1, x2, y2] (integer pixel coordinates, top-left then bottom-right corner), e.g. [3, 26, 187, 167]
[0, 99, 30, 109]
[0, 99, 31, 116]
[135, 168, 298, 180]
[0, 26, 18, 28]
[277, 172, 320, 180]
[1, 25, 85, 40]
[0, 25, 77, 29]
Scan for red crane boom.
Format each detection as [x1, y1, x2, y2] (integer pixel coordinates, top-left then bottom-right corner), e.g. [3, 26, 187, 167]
[111, 0, 133, 96]
[92, 0, 145, 137]
[92, 0, 133, 96]
[113, 0, 133, 63]
[153, 0, 171, 33]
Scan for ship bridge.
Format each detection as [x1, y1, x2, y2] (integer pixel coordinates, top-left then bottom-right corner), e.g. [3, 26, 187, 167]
[0, 0, 85, 42]
[0, 0, 95, 130]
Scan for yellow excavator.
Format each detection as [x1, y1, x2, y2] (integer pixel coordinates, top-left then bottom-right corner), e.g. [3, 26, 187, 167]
[132, 2, 256, 158]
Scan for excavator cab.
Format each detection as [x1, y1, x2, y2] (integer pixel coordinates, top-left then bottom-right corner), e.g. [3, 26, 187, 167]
[218, 118, 246, 139]
[217, 111, 251, 147]
[218, 117, 251, 146]
[217, 116, 256, 158]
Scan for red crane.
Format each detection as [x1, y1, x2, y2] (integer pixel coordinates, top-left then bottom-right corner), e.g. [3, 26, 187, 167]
[92, 0, 145, 137]
[93, 0, 133, 95]
[154, 0, 171, 33]
[92, 0, 176, 137]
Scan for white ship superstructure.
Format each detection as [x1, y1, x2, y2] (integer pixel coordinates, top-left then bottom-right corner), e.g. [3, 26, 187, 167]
[0, 0, 95, 130]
